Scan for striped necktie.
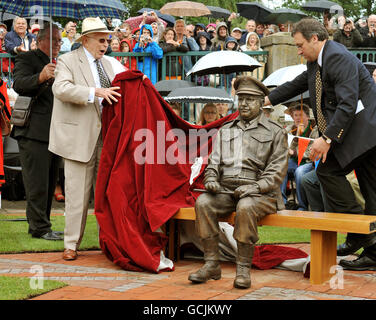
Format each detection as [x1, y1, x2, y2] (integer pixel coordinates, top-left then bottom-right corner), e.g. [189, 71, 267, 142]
[315, 65, 327, 133]
[94, 59, 111, 88]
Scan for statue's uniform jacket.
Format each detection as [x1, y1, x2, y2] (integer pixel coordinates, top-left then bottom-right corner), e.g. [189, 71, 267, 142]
[195, 111, 288, 244]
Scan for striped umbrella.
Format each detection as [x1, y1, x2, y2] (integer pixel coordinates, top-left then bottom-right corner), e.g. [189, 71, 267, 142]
[0, 0, 127, 19]
[0, 0, 127, 60]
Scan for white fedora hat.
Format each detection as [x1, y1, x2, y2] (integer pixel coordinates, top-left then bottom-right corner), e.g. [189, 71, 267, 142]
[76, 17, 114, 42]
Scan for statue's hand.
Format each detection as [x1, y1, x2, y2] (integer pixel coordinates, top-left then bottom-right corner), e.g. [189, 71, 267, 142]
[205, 181, 221, 194]
[234, 184, 260, 199]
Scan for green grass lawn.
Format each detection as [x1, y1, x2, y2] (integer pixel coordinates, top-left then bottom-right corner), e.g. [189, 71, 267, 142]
[0, 214, 100, 253]
[0, 213, 347, 254]
[0, 213, 349, 300]
[0, 276, 67, 300]
[258, 225, 347, 245]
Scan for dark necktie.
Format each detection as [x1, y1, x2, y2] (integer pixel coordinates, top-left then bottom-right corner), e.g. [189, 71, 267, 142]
[315, 65, 327, 133]
[94, 59, 111, 88]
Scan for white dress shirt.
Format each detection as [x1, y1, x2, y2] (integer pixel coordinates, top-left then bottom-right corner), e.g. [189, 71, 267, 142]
[83, 47, 126, 106]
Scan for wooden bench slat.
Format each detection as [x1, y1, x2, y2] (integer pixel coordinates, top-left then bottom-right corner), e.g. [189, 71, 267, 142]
[175, 208, 376, 234]
[170, 207, 376, 284]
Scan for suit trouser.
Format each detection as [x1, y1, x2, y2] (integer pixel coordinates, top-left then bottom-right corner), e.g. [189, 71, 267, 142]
[63, 135, 102, 251]
[17, 137, 60, 237]
[316, 146, 376, 258]
[195, 190, 277, 246]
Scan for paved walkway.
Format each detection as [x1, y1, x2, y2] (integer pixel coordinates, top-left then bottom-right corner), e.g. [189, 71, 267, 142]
[1, 200, 376, 300]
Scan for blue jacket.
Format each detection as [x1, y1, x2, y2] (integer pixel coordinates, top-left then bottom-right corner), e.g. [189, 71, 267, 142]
[4, 30, 36, 54]
[133, 24, 163, 84]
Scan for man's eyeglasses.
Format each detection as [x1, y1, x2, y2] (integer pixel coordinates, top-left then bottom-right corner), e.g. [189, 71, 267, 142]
[52, 39, 63, 45]
[87, 36, 110, 44]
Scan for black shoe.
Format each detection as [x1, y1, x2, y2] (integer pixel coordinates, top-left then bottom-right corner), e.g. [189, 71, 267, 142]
[34, 231, 63, 241]
[339, 255, 376, 271]
[337, 242, 363, 256]
[52, 230, 64, 236]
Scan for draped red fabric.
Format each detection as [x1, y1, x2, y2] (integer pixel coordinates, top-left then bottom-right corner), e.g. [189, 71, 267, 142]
[0, 79, 11, 185]
[95, 70, 308, 273]
[95, 70, 238, 273]
[252, 245, 308, 270]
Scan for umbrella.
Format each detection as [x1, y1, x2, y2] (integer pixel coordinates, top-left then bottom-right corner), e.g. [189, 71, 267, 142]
[236, 2, 273, 23]
[265, 65, 310, 111]
[0, 0, 127, 19]
[262, 64, 307, 87]
[154, 79, 195, 97]
[266, 8, 308, 25]
[186, 51, 261, 77]
[0, 0, 127, 60]
[364, 62, 376, 75]
[160, 1, 211, 17]
[137, 8, 175, 26]
[205, 6, 231, 19]
[165, 86, 233, 104]
[301, 0, 342, 13]
[125, 14, 167, 31]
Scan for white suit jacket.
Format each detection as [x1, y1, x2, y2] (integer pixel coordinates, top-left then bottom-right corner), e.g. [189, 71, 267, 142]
[49, 46, 125, 162]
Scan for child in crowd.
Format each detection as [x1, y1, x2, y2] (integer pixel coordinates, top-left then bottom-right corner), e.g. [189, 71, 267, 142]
[119, 39, 137, 70]
[133, 24, 163, 84]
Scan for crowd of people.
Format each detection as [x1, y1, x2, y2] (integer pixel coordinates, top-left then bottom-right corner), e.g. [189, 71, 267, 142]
[1, 11, 376, 278]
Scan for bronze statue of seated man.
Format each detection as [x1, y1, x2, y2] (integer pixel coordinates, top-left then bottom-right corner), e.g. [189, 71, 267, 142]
[189, 76, 288, 289]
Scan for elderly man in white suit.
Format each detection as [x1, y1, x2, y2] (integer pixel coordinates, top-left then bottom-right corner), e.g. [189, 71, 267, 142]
[49, 17, 126, 261]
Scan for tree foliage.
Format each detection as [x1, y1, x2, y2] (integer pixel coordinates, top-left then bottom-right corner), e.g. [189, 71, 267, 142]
[119, 0, 375, 25]
[280, 0, 375, 20]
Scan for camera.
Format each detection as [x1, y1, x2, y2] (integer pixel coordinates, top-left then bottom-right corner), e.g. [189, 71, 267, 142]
[147, 11, 152, 16]
[235, 13, 240, 17]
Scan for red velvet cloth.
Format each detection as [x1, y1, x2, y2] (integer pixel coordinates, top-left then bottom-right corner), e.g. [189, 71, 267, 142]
[252, 245, 307, 270]
[95, 70, 308, 273]
[96, 70, 237, 272]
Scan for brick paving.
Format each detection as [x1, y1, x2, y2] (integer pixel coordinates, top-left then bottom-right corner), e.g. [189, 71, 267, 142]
[1, 200, 376, 301]
[1, 246, 376, 301]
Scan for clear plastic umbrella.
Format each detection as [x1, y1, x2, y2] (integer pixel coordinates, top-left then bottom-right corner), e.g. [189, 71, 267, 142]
[262, 64, 307, 87]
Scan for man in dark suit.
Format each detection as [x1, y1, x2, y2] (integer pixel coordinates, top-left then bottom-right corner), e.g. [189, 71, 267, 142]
[265, 18, 376, 270]
[11, 22, 63, 240]
[4, 17, 36, 54]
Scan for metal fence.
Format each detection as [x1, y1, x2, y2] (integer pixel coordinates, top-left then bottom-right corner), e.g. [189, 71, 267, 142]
[1, 48, 374, 123]
[348, 48, 376, 63]
[0, 50, 268, 86]
[0, 50, 268, 122]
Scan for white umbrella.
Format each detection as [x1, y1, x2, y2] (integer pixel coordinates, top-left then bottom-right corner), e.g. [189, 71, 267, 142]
[262, 64, 307, 87]
[186, 51, 261, 77]
[165, 86, 233, 104]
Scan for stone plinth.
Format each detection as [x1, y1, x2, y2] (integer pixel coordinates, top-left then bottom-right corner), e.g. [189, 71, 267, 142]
[261, 32, 306, 77]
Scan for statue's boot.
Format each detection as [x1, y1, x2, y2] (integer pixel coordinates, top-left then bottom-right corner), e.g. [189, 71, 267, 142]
[188, 236, 221, 283]
[233, 242, 254, 289]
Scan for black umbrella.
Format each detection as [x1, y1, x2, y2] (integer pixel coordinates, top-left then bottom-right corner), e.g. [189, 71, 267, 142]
[154, 79, 195, 97]
[236, 1, 273, 23]
[137, 8, 176, 27]
[301, 0, 343, 14]
[165, 86, 233, 104]
[205, 6, 231, 19]
[364, 62, 376, 76]
[266, 8, 308, 25]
